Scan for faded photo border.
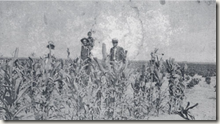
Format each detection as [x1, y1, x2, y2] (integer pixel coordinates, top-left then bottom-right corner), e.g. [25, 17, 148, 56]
[0, 0, 218, 123]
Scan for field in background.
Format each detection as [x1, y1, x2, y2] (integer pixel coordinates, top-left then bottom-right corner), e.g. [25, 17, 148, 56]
[128, 60, 216, 77]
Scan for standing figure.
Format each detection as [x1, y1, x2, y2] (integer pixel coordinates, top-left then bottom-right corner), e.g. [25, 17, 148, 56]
[46, 41, 55, 59]
[80, 38, 92, 75]
[80, 38, 90, 61]
[87, 31, 94, 50]
[110, 38, 125, 62]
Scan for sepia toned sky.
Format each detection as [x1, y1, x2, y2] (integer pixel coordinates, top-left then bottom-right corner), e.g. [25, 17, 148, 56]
[0, 1, 216, 63]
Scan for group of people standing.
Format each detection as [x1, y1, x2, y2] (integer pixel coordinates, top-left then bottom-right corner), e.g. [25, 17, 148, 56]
[80, 31, 126, 64]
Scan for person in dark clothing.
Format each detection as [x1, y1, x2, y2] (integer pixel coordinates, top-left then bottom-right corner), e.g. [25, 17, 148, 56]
[87, 31, 94, 50]
[110, 38, 125, 62]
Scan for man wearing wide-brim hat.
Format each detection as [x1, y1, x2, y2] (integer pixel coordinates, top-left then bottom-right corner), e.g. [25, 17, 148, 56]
[110, 38, 125, 62]
[80, 38, 90, 61]
[46, 41, 55, 59]
[47, 41, 55, 50]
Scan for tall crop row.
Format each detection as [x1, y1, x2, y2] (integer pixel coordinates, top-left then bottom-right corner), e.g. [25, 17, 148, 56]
[0, 46, 196, 120]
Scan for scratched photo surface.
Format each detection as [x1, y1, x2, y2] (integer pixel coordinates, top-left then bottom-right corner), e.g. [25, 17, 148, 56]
[0, 0, 216, 120]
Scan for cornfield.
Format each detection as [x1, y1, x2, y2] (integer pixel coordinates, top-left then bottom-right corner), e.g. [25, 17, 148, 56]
[0, 45, 197, 120]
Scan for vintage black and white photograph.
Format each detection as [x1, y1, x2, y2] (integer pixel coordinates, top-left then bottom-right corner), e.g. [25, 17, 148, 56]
[0, 0, 216, 120]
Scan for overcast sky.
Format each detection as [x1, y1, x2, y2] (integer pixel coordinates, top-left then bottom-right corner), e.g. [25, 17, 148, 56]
[0, 1, 216, 63]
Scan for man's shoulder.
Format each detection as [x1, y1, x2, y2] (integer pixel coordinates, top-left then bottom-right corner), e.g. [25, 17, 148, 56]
[118, 46, 124, 50]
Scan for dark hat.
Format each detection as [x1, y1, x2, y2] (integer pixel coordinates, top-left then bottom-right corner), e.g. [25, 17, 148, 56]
[47, 41, 55, 49]
[80, 38, 89, 44]
[112, 38, 118, 43]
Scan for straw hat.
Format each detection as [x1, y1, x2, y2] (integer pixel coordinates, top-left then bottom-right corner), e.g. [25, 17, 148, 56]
[47, 41, 55, 49]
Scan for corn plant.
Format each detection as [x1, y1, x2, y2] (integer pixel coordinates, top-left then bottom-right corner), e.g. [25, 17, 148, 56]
[178, 102, 198, 120]
[186, 78, 200, 89]
[0, 49, 32, 120]
[205, 77, 211, 85]
[166, 58, 187, 114]
[129, 49, 166, 118]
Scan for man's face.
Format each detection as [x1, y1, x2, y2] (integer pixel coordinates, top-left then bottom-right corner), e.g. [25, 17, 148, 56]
[88, 32, 92, 37]
[113, 42, 118, 47]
